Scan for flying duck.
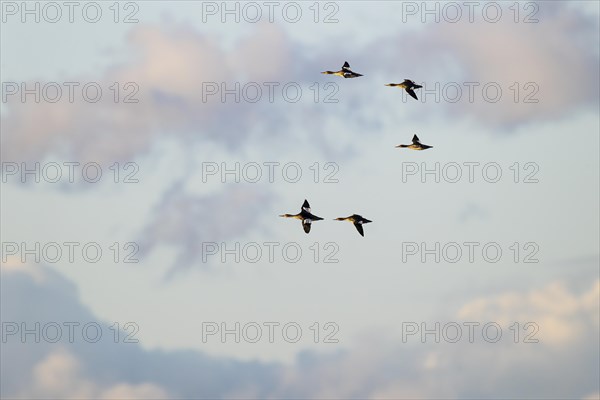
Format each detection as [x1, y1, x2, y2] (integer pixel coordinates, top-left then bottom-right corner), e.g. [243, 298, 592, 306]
[322, 61, 363, 78]
[396, 134, 432, 150]
[280, 199, 324, 234]
[385, 79, 423, 100]
[334, 214, 372, 237]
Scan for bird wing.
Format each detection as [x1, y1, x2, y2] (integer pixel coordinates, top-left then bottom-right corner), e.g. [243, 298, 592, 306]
[303, 219, 312, 234]
[308, 213, 323, 221]
[342, 61, 350, 69]
[353, 222, 365, 237]
[302, 199, 311, 213]
[406, 88, 419, 100]
[412, 134, 420, 144]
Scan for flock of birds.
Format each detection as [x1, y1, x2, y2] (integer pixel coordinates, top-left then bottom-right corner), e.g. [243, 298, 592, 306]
[280, 61, 429, 237]
[280, 200, 372, 236]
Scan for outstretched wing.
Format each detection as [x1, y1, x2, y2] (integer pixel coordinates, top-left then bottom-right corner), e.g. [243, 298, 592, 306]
[412, 134, 420, 144]
[406, 88, 419, 100]
[302, 199, 311, 213]
[345, 72, 363, 78]
[303, 219, 312, 234]
[342, 61, 351, 70]
[353, 222, 365, 237]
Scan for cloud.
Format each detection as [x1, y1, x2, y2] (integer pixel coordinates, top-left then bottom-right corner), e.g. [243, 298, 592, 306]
[100, 383, 170, 400]
[433, 7, 598, 127]
[1, 264, 281, 399]
[1, 23, 299, 165]
[1, 22, 295, 270]
[365, 2, 599, 130]
[458, 202, 489, 223]
[3, 3, 598, 168]
[2, 6, 599, 398]
[1, 255, 47, 284]
[458, 279, 600, 345]
[3, 264, 598, 399]
[17, 348, 169, 399]
[137, 182, 273, 276]
[270, 279, 600, 399]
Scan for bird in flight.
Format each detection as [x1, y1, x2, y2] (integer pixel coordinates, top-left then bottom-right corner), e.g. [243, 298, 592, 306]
[385, 79, 423, 100]
[280, 199, 324, 234]
[322, 61, 363, 78]
[396, 134, 433, 150]
[334, 214, 373, 237]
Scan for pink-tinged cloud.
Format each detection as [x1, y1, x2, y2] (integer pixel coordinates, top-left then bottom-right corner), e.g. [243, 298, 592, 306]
[458, 279, 600, 345]
[5, 2, 595, 168]
[137, 182, 273, 276]
[272, 279, 600, 399]
[4, 265, 600, 399]
[18, 348, 170, 399]
[1, 23, 296, 164]
[369, 2, 599, 129]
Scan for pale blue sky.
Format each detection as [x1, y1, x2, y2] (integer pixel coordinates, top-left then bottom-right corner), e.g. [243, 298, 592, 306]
[2, 1, 599, 398]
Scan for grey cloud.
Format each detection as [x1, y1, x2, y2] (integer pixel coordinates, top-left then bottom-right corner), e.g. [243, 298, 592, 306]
[327, 2, 599, 132]
[1, 265, 281, 399]
[137, 182, 274, 277]
[3, 262, 598, 399]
